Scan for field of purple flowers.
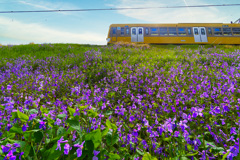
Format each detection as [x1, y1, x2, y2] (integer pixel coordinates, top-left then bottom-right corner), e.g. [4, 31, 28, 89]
[0, 43, 240, 160]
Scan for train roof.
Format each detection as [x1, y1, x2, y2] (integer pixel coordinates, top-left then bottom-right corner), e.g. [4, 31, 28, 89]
[109, 23, 240, 27]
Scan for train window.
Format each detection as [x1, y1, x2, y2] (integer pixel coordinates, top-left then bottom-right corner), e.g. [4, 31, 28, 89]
[208, 28, 212, 35]
[126, 28, 129, 35]
[178, 28, 186, 36]
[213, 28, 222, 36]
[112, 27, 117, 35]
[139, 28, 143, 35]
[169, 27, 177, 36]
[121, 27, 124, 36]
[223, 28, 232, 36]
[232, 28, 240, 35]
[160, 27, 168, 35]
[151, 28, 158, 35]
[188, 28, 192, 35]
[145, 28, 149, 35]
[132, 28, 136, 35]
[194, 28, 198, 35]
[201, 28, 205, 35]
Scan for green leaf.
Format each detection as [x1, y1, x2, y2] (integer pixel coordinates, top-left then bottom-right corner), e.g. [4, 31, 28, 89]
[17, 110, 29, 122]
[24, 129, 41, 133]
[106, 130, 119, 147]
[68, 107, 75, 117]
[79, 105, 88, 111]
[13, 140, 31, 157]
[87, 109, 98, 118]
[136, 149, 144, 155]
[101, 127, 109, 137]
[11, 111, 18, 119]
[129, 124, 134, 128]
[45, 117, 55, 128]
[222, 151, 230, 160]
[186, 151, 198, 157]
[180, 157, 189, 160]
[85, 140, 94, 156]
[57, 114, 66, 119]
[106, 130, 113, 146]
[187, 144, 193, 151]
[109, 153, 120, 160]
[57, 127, 66, 136]
[112, 133, 119, 145]
[175, 76, 179, 83]
[181, 88, 185, 93]
[29, 109, 38, 114]
[34, 131, 43, 143]
[45, 143, 64, 160]
[40, 106, 49, 114]
[105, 111, 113, 116]
[212, 147, 224, 152]
[163, 137, 171, 142]
[84, 129, 102, 149]
[66, 119, 80, 131]
[0, 105, 4, 110]
[106, 119, 112, 129]
[9, 126, 23, 134]
[142, 152, 152, 160]
[106, 119, 117, 131]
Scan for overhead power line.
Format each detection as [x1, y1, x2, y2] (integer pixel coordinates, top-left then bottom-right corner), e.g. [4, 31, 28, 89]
[0, 4, 240, 13]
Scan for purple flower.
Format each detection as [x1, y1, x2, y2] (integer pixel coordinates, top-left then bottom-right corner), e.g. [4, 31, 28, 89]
[54, 118, 62, 126]
[29, 114, 37, 121]
[7, 85, 12, 91]
[143, 118, 149, 126]
[129, 116, 135, 122]
[227, 145, 239, 160]
[5, 150, 16, 160]
[74, 141, 85, 157]
[22, 124, 28, 132]
[142, 140, 148, 149]
[93, 150, 100, 160]
[13, 143, 20, 148]
[19, 152, 24, 160]
[39, 120, 46, 130]
[230, 127, 237, 135]
[227, 136, 235, 142]
[64, 143, 71, 155]
[173, 131, 180, 137]
[220, 119, 225, 125]
[56, 136, 68, 151]
[2, 144, 11, 153]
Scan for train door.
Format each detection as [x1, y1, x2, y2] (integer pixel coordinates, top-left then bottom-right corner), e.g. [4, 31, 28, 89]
[138, 27, 144, 42]
[131, 27, 144, 42]
[193, 27, 208, 42]
[131, 27, 137, 42]
[199, 27, 208, 42]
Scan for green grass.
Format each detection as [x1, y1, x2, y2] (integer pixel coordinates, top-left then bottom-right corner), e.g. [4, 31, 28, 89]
[0, 43, 240, 159]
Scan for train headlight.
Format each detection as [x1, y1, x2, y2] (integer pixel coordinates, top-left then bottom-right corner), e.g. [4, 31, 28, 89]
[107, 38, 110, 42]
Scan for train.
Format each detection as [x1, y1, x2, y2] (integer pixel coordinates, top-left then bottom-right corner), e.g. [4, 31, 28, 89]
[106, 23, 240, 45]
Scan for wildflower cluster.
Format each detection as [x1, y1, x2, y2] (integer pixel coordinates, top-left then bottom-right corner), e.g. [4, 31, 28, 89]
[0, 44, 240, 159]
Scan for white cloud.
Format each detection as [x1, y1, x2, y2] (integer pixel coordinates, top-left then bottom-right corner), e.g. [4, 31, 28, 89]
[0, 16, 106, 45]
[19, 0, 52, 10]
[109, 0, 229, 23]
[17, 0, 76, 15]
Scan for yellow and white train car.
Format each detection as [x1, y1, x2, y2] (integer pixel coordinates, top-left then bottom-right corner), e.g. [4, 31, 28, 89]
[106, 23, 240, 45]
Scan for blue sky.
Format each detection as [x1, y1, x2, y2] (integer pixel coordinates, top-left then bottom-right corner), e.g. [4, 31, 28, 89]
[0, 0, 239, 45]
